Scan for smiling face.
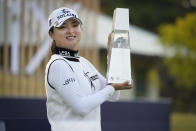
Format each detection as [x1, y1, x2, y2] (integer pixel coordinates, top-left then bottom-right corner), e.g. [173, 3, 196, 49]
[50, 18, 81, 51]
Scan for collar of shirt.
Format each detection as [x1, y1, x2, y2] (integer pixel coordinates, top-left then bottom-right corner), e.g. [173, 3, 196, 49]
[54, 46, 80, 62]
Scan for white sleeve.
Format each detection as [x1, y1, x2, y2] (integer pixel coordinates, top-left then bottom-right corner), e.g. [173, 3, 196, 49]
[83, 58, 120, 101]
[48, 59, 115, 116]
[96, 71, 120, 101]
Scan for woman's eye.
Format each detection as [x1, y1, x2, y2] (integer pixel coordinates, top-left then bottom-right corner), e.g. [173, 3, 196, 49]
[58, 26, 66, 29]
[72, 24, 79, 27]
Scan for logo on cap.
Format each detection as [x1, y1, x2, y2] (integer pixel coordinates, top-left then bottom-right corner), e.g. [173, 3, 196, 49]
[48, 7, 82, 31]
[62, 9, 70, 14]
[49, 19, 52, 26]
[57, 9, 76, 21]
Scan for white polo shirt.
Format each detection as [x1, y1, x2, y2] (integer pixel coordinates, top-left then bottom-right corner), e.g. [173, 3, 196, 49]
[45, 52, 120, 131]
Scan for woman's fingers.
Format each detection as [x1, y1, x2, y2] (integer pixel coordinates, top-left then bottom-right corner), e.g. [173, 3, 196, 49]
[121, 81, 129, 86]
[111, 81, 134, 90]
[108, 33, 112, 45]
[121, 83, 133, 90]
[107, 33, 112, 52]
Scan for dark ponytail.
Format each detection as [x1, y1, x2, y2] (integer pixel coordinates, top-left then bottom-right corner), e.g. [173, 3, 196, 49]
[51, 40, 56, 54]
[49, 27, 56, 54]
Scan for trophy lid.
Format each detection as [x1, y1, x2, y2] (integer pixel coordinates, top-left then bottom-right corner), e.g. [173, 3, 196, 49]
[112, 8, 129, 31]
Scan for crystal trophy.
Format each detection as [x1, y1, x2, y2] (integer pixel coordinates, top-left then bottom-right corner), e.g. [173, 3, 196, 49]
[107, 8, 131, 84]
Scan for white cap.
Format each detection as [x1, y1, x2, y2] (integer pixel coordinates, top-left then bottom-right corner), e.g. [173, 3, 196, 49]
[112, 8, 129, 30]
[48, 7, 82, 32]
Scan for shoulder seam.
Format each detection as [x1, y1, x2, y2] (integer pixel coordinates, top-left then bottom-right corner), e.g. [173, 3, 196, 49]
[47, 59, 74, 90]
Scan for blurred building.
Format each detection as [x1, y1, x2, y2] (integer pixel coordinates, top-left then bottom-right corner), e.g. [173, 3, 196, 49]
[0, 0, 164, 100]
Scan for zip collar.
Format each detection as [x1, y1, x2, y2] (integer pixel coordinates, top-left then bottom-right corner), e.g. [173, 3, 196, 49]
[54, 47, 80, 62]
[55, 46, 78, 57]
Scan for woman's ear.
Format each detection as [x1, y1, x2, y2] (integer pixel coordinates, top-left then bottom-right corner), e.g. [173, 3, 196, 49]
[49, 31, 54, 39]
[80, 24, 83, 31]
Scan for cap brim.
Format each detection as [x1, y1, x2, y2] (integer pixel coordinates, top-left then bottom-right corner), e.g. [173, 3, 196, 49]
[55, 16, 82, 28]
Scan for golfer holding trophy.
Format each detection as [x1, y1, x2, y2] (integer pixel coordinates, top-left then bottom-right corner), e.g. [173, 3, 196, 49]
[45, 7, 133, 131]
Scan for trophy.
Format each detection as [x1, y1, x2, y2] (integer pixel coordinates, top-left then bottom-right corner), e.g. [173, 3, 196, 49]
[106, 8, 131, 84]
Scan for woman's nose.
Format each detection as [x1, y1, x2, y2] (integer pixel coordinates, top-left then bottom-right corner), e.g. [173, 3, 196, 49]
[67, 26, 74, 33]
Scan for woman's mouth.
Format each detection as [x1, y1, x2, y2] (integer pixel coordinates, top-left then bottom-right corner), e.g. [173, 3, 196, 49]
[66, 36, 76, 40]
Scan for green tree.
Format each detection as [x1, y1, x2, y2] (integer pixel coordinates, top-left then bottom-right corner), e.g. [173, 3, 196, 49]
[159, 12, 196, 89]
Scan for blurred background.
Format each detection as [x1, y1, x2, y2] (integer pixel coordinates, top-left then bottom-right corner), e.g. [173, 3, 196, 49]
[0, 0, 196, 131]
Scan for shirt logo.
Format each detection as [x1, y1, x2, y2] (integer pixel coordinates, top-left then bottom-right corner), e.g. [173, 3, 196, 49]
[59, 51, 70, 56]
[83, 72, 99, 90]
[63, 78, 76, 86]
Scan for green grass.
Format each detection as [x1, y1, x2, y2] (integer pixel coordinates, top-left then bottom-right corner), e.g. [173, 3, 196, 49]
[171, 112, 196, 131]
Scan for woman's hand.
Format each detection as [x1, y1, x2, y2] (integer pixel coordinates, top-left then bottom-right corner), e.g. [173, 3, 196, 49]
[107, 33, 112, 55]
[107, 33, 112, 64]
[107, 33, 112, 53]
[111, 80, 134, 90]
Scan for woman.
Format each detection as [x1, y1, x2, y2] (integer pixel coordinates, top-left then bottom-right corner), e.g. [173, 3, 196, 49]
[45, 7, 133, 131]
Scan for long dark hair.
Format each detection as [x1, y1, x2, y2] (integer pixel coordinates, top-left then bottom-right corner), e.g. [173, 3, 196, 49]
[49, 27, 56, 54]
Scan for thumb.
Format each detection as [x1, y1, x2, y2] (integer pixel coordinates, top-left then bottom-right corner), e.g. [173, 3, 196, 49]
[121, 81, 129, 86]
[107, 33, 112, 48]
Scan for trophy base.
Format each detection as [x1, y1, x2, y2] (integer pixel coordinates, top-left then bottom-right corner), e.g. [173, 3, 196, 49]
[107, 48, 131, 84]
